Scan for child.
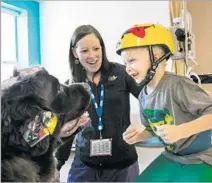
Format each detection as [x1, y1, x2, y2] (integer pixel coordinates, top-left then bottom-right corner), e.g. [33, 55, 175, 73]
[116, 23, 212, 182]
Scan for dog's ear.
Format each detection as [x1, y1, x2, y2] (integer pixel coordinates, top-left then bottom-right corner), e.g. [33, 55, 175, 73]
[1, 78, 35, 128]
[1, 98, 40, 128]
[1, 69, 60, 127]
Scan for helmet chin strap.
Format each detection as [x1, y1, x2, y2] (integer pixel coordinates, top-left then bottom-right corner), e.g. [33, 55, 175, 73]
[137, 45, 172, 88]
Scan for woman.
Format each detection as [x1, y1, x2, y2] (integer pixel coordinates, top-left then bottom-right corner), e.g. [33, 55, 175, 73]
[62, 25, 143, 182]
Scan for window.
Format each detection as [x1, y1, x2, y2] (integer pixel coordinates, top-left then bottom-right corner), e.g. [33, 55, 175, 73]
[1, 1, 41, 82]
[1, 10, 18, 81]
[1, 11, 17, 63]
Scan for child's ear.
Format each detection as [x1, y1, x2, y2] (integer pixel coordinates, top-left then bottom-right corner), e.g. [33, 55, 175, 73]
[153, 51, 160, 61]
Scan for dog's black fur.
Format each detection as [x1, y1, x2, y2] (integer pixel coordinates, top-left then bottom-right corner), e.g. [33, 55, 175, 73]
[1, 67, 90, 182]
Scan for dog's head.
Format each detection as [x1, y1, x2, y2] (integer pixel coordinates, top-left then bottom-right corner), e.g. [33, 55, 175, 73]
[1, 67, 90, 157]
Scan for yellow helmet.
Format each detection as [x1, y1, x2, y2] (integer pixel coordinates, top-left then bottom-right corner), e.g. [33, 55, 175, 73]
[116, 23, 175, 55]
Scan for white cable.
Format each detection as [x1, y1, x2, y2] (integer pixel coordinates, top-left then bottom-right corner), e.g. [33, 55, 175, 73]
[186, 66, 201, 85]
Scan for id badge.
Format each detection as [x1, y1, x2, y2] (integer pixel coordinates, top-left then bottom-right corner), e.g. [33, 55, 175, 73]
[90, 138, 112, 156]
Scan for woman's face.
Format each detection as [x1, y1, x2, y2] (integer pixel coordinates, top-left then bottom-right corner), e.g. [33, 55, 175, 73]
[73, 33, 103, 75]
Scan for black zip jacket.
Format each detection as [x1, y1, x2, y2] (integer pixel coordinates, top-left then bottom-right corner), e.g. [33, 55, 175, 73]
[56, 62, 143, 169]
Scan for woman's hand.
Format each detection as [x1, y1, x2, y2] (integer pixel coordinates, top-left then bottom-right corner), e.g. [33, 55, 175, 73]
[59, 112, 90, 138]
[122, 122, 145, 144]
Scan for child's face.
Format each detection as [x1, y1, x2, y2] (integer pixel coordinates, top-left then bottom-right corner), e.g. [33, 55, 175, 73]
[121, 47, 151, 84]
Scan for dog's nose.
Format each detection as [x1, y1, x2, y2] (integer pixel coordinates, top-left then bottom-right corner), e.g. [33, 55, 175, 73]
[81, 83, 90, 92]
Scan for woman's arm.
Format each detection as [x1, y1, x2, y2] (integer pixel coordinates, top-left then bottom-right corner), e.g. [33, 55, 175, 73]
[123, 122, 154, 144]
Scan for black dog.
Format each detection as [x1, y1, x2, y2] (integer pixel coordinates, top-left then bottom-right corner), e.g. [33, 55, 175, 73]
[1, 67, 90, 182]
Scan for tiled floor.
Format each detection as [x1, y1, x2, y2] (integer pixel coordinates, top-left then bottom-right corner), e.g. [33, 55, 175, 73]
[60, 146, 163, 182]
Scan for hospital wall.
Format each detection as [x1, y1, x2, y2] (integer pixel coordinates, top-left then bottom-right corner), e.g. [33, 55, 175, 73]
[39, 1, 171, 118]
[187, 1, 212, 75]
[39, 1, 170, 82]
[187, 1, 212, 94]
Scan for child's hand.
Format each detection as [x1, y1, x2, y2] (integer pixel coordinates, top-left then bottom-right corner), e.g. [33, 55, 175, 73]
[156, 125, 182, 144]
[122, 123, 145, 144]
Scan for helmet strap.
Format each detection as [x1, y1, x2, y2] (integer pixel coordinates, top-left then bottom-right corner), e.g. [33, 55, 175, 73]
[137, 45, 171, 88]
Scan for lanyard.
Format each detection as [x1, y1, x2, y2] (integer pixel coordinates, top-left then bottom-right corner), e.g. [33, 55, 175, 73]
[89, 84, 104, 138]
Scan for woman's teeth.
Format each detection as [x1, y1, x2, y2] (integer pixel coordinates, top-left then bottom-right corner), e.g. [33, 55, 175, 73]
[88, 60, 97, 65]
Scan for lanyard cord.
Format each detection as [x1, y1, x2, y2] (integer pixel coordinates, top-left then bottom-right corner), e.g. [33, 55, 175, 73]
[89, 84, 104, 139]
